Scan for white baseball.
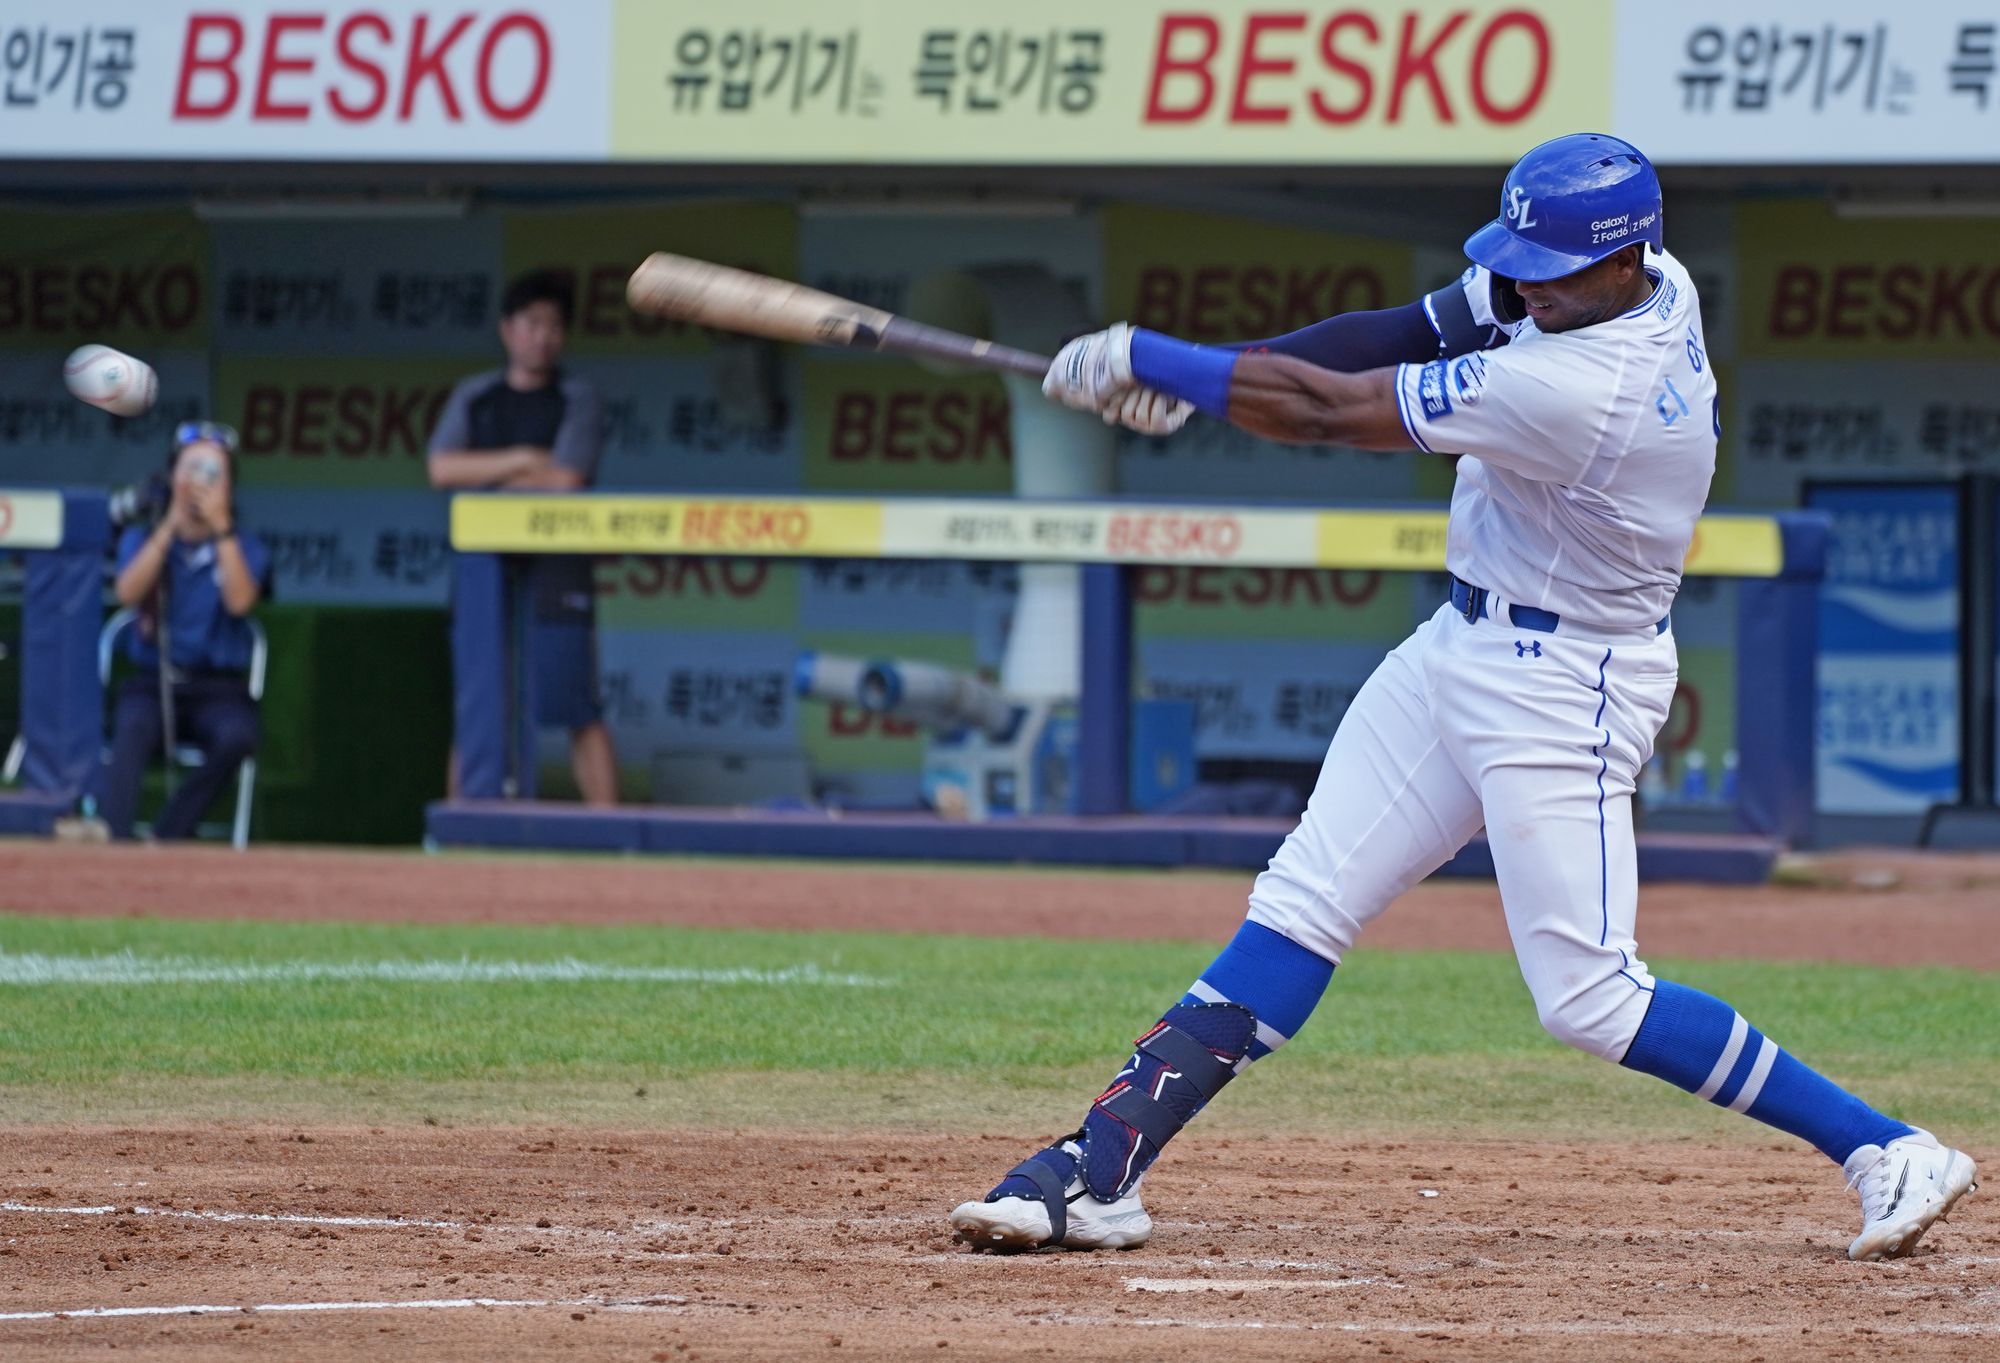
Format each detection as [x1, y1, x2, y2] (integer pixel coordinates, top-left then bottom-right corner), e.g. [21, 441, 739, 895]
[63, 344, 158, 417]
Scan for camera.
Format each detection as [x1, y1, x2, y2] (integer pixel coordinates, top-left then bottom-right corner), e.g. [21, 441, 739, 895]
[107, 473, 171, 528]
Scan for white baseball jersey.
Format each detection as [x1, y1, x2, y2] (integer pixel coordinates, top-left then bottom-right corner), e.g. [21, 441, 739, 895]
[1393, 250, 1718, 635]
[1246, 247, 1719, 1065]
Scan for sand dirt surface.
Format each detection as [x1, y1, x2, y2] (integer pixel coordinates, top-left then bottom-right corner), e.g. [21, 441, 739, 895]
[2, 1126, 1994, 1362]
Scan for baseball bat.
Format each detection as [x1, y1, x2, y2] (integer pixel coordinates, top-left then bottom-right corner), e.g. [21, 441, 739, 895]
[626, 252, 1052, 380]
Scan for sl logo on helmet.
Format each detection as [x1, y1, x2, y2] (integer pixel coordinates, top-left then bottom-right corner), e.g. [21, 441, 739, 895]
[1506, 185, 1537, 229]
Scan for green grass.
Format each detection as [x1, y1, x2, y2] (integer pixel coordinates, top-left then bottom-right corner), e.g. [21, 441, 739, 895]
[1, 914, 1994, 1139]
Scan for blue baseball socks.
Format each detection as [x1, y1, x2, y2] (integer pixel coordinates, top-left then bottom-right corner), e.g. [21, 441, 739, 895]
[992, 921, 1335, 1204]
[1620, 979, 1912, 1164]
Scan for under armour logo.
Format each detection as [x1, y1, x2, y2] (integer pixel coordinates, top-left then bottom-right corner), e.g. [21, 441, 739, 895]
[1515, 640, 1542, 658]
[1506, 186, 1537, 228]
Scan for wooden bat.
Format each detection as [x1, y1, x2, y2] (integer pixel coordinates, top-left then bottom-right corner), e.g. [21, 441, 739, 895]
[626, 252, 1051, 379]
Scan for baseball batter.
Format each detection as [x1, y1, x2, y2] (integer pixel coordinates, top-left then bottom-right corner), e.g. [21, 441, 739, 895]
[949, 134, 1977, 1263]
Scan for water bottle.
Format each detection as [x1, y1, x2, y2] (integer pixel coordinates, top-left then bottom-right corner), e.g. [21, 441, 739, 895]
[1719, 749, 1740, 804]
[1638, 755, 1667, 807]
[1679, 749, 1710, 804]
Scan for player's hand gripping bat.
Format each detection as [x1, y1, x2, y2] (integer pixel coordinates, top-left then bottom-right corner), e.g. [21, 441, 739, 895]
[626, 252, 1052, 379]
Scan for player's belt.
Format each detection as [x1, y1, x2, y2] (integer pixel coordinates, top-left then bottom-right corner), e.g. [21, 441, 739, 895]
[1450, 576, 1668, 636]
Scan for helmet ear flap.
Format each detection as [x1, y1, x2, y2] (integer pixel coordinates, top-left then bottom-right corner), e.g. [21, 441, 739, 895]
[1490, 274, 1528, 325]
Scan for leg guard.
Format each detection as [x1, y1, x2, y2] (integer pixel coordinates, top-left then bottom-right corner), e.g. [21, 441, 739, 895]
[1082, 1001, 1256, 1200]
[975, 1001, 1258, 1243]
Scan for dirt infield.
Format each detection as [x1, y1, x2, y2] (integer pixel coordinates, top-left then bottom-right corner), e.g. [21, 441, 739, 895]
[2, 1126, 1993, 1362]
[2, 841, 1996, 1360]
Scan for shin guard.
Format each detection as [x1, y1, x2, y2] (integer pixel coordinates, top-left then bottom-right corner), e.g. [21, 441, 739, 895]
[1080, 1001, 1256, 1200]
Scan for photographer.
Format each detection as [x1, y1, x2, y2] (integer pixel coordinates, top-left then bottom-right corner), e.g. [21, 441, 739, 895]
[96, 423, 270, 842]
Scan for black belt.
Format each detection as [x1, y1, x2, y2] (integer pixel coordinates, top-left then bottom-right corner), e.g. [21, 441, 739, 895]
[1450, 576, 1667, 636]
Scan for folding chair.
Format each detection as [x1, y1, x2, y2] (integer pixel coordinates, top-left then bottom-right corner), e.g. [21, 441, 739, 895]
[98, 605, 267, 850]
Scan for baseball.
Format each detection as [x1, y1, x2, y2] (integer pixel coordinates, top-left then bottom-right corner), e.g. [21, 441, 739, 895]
[63, 343, 158, 417]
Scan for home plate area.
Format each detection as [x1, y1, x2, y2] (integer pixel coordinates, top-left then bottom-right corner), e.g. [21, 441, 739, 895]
[2, 1127, 1993, 1362]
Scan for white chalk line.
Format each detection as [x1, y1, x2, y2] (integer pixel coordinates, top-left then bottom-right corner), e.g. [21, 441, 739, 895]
[1050, 1313, 2000, 1337]
[1, 1200, 940, 1250]
[0, 950, 887, 989]
[2, 1201, 471, 1233]
[1126, 1276, 1394, 1293]
[0, 1293, 686, 1324]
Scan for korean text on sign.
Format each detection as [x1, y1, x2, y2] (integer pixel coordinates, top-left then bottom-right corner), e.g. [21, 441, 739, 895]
[2, 25, 132, 111]
[1677, 23, 1910, 114]
[915, 30, 1103, 114]
[667, 28, 880, 115]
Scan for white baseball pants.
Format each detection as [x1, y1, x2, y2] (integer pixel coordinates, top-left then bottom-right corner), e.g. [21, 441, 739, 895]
[1246, 600, 1679, 1060]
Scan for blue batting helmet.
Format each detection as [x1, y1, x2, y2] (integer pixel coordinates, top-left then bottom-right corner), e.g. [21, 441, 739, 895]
[1464, 133, 1663, 283]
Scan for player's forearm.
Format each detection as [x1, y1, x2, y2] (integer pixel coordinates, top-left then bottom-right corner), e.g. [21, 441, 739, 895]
[1224, 356, 1408, 449]
[427, 448, 546, 490]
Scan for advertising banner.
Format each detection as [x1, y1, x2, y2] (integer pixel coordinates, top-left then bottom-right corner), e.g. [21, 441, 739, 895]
[8, 2, 1998, 166]
[217, 354, 479, 491]
[0, 209, 210, 352]
[1101, 203, 1420, 500]
[1615, 4, 2000, 165]
[208, 215, 506, 356]
[1133, 565, 1414, 760]
[1807, 482, 1960, 815]
[1736, 201, 2000, 365]
[0, 1, 610, 161]
[1728, 200, 2000, 504]
[236, 488, 451, 605]
[609, 0, 1612, 164]
[588, 555, 1010, 804]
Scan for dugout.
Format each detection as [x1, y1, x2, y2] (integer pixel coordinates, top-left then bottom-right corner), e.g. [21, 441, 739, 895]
[3, 3, 1998, 858]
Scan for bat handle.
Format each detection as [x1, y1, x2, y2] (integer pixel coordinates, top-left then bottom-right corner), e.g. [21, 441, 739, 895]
[986, 346, 1057, 380]
[875, 317, 1050, 380]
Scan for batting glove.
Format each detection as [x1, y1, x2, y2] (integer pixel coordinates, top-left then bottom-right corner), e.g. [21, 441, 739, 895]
[1101, 386, 1193, 437]
[1044, 322, 1135, 415]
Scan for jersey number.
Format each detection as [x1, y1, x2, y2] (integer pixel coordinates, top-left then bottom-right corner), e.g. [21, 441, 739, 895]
[1657, 325, 1707, 428]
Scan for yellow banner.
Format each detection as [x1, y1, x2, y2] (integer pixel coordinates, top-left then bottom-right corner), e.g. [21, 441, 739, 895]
[610, 0, 1611, 165]
[1737, 199, 2000, 362]
[453, 495, 885, 556]
[455, 494, 1791, 577]
[1681, 515, 1782, 578]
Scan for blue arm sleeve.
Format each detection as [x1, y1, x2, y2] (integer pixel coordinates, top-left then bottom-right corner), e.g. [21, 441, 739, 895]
[1221, 300, 1444, 371]
[1126, 293, 1505, 419]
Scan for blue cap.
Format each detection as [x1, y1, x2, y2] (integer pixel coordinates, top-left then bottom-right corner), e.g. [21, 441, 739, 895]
[1464, 133, 1663, 283]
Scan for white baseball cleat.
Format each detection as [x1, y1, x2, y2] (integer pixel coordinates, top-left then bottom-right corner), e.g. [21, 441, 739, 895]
[950, 1140, 1152, 1252]
[1844, 1129, 1978, 1262]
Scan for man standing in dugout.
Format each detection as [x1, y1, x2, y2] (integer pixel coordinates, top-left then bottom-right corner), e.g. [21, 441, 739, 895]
[429, 270, 617, 805]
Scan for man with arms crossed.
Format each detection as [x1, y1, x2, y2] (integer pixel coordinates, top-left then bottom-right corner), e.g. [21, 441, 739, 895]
[950, 134, 1976, 1263]
[430, 270, 617, 805]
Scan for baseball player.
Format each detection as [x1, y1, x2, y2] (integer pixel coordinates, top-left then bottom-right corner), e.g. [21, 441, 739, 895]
[949, 134, 1976, 1263]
